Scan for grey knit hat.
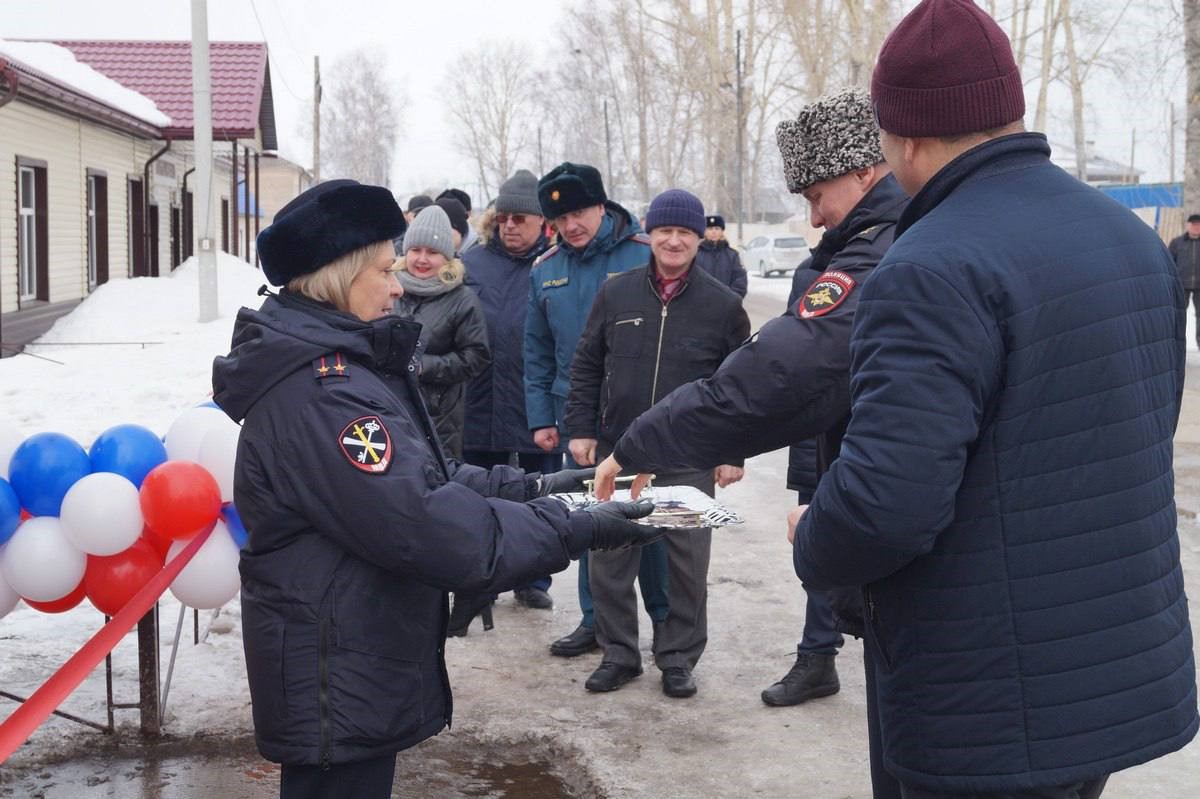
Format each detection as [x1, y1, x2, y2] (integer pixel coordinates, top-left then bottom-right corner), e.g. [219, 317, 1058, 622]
[402, 205, 455, 260]
[495, 169, 542, 216]
[775, 88, 884, 193]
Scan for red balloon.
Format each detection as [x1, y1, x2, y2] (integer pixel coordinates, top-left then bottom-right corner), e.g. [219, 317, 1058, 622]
[84, 540, 163, 616]
[139, 461, 221, 541]
[19, 508, 32, 521]
[24, 581, 86, 613]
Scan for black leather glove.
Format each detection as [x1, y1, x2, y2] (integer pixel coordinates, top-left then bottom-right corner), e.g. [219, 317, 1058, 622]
[585, 499, 666, 550]
[536, 467, 597, 496]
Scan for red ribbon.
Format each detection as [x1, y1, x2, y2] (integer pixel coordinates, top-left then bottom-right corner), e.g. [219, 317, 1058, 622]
[0, 525, 216, 763]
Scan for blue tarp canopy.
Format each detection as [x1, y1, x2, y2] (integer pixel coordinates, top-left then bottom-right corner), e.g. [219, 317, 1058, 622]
[236, 182, 264, 217]
[1098, 183, 1181, 209]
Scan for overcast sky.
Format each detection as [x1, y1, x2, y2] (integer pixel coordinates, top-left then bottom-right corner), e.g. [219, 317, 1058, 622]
[1, 0, 1184, 201]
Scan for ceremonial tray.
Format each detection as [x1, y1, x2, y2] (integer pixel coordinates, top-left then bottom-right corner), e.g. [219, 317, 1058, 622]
[555, 484, 743, 529]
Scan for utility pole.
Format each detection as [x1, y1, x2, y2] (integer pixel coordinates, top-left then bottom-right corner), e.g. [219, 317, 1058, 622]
[192, 0, 218, 323]
[603, 98, 613, 196]
[735, 29, 745, 242]
[313, 56, 322, 183]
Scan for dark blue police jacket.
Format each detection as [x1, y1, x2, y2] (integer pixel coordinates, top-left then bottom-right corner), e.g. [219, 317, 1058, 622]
[212, 291, 591, 767]
[795, 134, 1198, 792]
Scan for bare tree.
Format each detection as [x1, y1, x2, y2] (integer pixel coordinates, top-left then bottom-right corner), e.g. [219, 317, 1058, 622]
[321, 49, 401, 186]
[1186, 0, 1200, 211]
[446, 40, 536, 202]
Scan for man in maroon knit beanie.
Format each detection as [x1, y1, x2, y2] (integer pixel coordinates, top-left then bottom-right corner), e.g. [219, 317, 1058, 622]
[792, 1, 1197, 798]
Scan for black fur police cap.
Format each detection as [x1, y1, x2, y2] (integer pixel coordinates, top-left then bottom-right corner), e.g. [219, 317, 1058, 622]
[537, 162, 607, 219]
[775, 88, 884, 193]
[706, 214, 725, 229]
[257, 179, 406, 286]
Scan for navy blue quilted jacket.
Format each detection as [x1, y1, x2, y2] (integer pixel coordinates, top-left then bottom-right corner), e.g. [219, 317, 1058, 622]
[794, 134, 1197, 791]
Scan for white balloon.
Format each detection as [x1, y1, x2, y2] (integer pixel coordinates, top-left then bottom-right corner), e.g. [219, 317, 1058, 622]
[167, 521, 241, 609]
[0, 549, 21, 618]
[164, 406, 227, 463]
[196, 417, 241, 504]
[0, 424, 24, 480]
[0, 517, 86, 602]
[60, 472, 143, 556]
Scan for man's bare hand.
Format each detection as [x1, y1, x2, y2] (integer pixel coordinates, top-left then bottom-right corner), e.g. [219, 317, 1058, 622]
[593, 455, 622, 500]
[533, 427, 560, 452]
[569, 438, 598, 466]
[787, 505, 809, 545]
[715, 465, 745, 488]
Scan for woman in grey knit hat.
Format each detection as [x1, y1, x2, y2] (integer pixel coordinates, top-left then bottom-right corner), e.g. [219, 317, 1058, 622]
[393, 205, 491, 458]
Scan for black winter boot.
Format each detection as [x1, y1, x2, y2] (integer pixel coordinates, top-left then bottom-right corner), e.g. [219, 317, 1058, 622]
[760, 652, 839, 706]
[447, 593, 495, 637]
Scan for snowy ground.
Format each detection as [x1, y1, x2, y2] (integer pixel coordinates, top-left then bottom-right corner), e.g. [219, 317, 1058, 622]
[1, 258, 1198, 797]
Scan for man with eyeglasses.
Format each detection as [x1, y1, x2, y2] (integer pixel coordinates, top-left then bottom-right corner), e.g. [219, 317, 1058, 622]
[525, 161, 669, 658]
[456, 170, 563, 621]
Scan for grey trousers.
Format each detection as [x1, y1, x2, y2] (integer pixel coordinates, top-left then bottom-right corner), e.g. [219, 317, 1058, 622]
[590, 469, 713, 671]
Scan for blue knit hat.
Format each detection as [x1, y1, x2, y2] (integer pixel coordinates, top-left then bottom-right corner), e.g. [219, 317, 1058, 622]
[645, 189, 705, 238]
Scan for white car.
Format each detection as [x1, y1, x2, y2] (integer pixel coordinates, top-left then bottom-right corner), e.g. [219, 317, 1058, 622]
[742, 235, 810, 277]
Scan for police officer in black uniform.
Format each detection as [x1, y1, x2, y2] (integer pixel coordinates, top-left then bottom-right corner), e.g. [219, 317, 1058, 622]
[212, 179, 662, 799]
[591, 89, 908, 797]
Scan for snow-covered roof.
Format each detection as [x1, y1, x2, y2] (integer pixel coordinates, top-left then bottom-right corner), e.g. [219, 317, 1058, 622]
[0, 37, 169, 127]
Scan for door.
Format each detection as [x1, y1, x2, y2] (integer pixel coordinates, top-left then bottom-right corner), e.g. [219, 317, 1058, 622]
[128, 178, 147, 277]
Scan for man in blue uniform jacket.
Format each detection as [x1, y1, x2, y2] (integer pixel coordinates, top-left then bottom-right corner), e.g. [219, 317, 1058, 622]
[790, 1, 1196, 796]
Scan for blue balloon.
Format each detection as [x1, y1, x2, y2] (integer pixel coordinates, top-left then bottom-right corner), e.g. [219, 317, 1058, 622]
[0, 477, 20, 545]
[8, 432, 92, 517]
[89, 424, 168, 488]
[221, 503, 248, 548]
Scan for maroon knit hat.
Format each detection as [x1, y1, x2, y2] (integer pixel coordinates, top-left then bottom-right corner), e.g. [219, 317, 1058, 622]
[871, 0, 1025, 138]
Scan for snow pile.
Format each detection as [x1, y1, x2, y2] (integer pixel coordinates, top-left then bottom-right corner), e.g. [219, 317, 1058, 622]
[0, 254, 267, 756]
[0, 37, 170, 127]
[1, 253, 265, 443]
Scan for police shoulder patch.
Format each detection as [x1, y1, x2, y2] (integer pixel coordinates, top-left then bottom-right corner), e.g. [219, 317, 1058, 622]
[339, 415, 392, 474]
[797, 271, 857, 319]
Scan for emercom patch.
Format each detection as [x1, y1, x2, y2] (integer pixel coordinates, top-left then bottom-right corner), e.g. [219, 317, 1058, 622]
[797, 271, 857, 319]
[339, 416, 392, 474]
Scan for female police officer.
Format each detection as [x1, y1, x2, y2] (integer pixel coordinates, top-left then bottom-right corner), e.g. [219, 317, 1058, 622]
[212, 180, 656, 798]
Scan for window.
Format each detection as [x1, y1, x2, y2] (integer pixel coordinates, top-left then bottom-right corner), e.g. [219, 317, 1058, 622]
[773, 237, 808, 249]
[86, 170, 109, 289]
[16, 158, 48, 303]
[18, 167, 35, 300]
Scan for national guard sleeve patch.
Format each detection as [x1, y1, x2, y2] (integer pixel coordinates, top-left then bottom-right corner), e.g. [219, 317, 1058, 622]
[339, 416, 392, 474]
[797, 271, 857, 319]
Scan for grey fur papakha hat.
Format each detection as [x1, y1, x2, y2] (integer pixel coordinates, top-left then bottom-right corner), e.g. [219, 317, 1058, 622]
[775, 88, 884, 193]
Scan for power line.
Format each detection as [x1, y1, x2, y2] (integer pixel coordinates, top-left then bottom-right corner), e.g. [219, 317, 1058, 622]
[248, 0, 306, 102]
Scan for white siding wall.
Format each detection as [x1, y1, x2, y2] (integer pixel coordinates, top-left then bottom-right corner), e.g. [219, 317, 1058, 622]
[0, 98, 156, 313]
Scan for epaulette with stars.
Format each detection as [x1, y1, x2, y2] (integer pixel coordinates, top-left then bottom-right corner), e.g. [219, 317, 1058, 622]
[532, 245, 560, 269]
[312, 352, 351, 381]
[631, 233, 651, 245]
